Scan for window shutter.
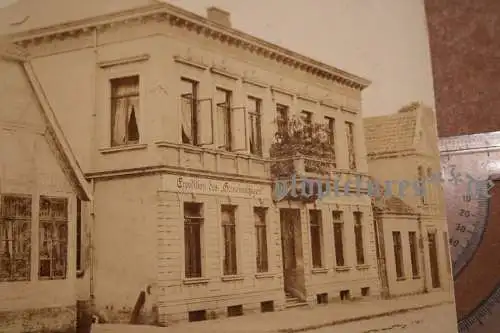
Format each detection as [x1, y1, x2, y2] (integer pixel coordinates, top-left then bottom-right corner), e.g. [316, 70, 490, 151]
[197, 98, 214, 145]
[231, 106, 247, 151]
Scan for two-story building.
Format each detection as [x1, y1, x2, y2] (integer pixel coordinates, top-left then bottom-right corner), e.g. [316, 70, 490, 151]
[0, 39, 91, 333]
[1, 0, 380, 325]
[364, 102, 452, 297]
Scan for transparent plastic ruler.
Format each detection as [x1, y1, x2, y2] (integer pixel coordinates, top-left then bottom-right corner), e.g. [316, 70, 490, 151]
[439, 131, 500, 333]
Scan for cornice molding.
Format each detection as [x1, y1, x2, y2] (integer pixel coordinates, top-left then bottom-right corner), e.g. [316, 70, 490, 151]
[173, 55, 208, 70]
[98, 53, 150, 68]
[210, 66, 239, 80]
[9, 3, 370, 91]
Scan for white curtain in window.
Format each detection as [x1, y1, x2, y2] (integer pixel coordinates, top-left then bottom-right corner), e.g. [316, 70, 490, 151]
[181, 97, 193, 143]
[112, 98, 128, 145]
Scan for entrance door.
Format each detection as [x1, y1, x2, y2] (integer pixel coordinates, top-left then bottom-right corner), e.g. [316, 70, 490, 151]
[428, 231, 441, 288]
[280, 209, 305, 300]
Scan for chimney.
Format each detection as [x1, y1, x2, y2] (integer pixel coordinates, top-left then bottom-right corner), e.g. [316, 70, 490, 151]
[206, 6, 231, 28]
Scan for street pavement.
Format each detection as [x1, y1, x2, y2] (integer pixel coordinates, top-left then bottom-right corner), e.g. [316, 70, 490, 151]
[92, 291, 456, 333]
[310, 303, 458, 333]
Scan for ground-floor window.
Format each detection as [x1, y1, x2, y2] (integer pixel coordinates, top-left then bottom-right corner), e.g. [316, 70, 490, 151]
[184, 202, 204, 278]
[309, 210, 323, 268]
[393, 231, 404, 279]
[254, 207, 268, 273]
[332, 211, 345, 267]
[39, 197, 68, 280]
[408, 231, 420, 277]
[221, 205, 237, 275]
[0, 195, 32, 281]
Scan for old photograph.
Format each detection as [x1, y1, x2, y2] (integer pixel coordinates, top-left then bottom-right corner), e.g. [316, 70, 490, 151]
[0, 1, 457, 332]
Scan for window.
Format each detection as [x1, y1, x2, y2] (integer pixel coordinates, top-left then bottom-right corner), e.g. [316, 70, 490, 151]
[309, 210, 323, 268]
[418, 166, 426, 204]
[276, 104, 289, 134]
[184, 203, 203, 278]
[0, 195, 31, 282]
[345, 121, 356, 170]
[221, 205, 237, 275]
[248, 96, 263, 156]
[332, 211, 345, 267]
[301, 111, 313, 138]
[254, 208, 268, 273]
[409, 231, 419, 277]
[325, 116, 336, 163]
[354, 212, 365, 265]
[76, 198, 82, 273]
[110, 76, 140, 146]
[180, 78, 199, 145]
[216, 88, 232, 150]
[39, 197, 68, 280]
[392, 231, 404, 279]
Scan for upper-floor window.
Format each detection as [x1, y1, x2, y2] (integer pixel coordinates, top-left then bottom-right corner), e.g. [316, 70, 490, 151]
[39, 197, 68, 280]
[216, 88, 233, 151]
[276, 104, 289, 134]
[325, 116, 336, 165]
[248, 96, 263, 156]
[301, 111, 313, 139]
[110, 76, 140, 147]
[345, 121, 356, 170]
[180, 78, 199, 145]
[417, 165, 426, 204]
[0, 195, 32, 282]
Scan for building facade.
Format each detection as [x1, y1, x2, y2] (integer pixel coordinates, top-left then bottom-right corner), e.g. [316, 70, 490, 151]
[0, 41, 91, 332]
[1, 0, 380, 326]
[364, 103, 453, 297]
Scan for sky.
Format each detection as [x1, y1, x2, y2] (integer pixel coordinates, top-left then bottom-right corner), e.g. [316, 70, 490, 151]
[0, 0, 436, 117]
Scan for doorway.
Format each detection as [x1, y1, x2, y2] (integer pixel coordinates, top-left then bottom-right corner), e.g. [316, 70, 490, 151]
[428, 231, 441, 288]
[280, 209, 305, 300]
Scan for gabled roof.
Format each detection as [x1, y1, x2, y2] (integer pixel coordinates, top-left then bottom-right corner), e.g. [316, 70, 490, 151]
[373, 195, 416, 215]
[363, 102, 421, 158]
[0, 40, 92, 201]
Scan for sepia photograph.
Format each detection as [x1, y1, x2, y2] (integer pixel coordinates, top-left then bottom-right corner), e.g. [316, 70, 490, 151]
[0, 0, 462, 332]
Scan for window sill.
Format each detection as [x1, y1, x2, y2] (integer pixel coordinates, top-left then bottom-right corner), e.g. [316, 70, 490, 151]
[312, 267, 329, 274]
[221, 275, 244, 282]
[356, 264, 370, 270]
[76, 270, 85, 279]
[412, 276, 422, 280]
[335, 266, 351, 272]
[255, 272, 275, 279]
[183, 277, 210, 285]
[99, 143, 147, 154]
[396, 277, 407, 281]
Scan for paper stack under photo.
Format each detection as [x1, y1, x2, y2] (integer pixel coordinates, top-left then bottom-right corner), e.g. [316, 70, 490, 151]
[0, 1, 458, 332]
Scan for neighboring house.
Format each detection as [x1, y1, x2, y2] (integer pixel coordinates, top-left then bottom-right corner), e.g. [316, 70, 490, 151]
[1, 0, 379, 325]
[364, 102, 453, 297]
[0, 41, 91, 333]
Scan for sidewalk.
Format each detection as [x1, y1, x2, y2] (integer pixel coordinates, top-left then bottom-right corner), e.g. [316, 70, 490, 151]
[92, 291, 455, 333]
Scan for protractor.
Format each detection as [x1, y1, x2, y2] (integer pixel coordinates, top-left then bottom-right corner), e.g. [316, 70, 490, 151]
[439, 131, 500, 333]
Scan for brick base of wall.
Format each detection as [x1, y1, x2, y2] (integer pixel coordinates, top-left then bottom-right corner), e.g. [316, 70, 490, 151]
[0, 305, 76, 333]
